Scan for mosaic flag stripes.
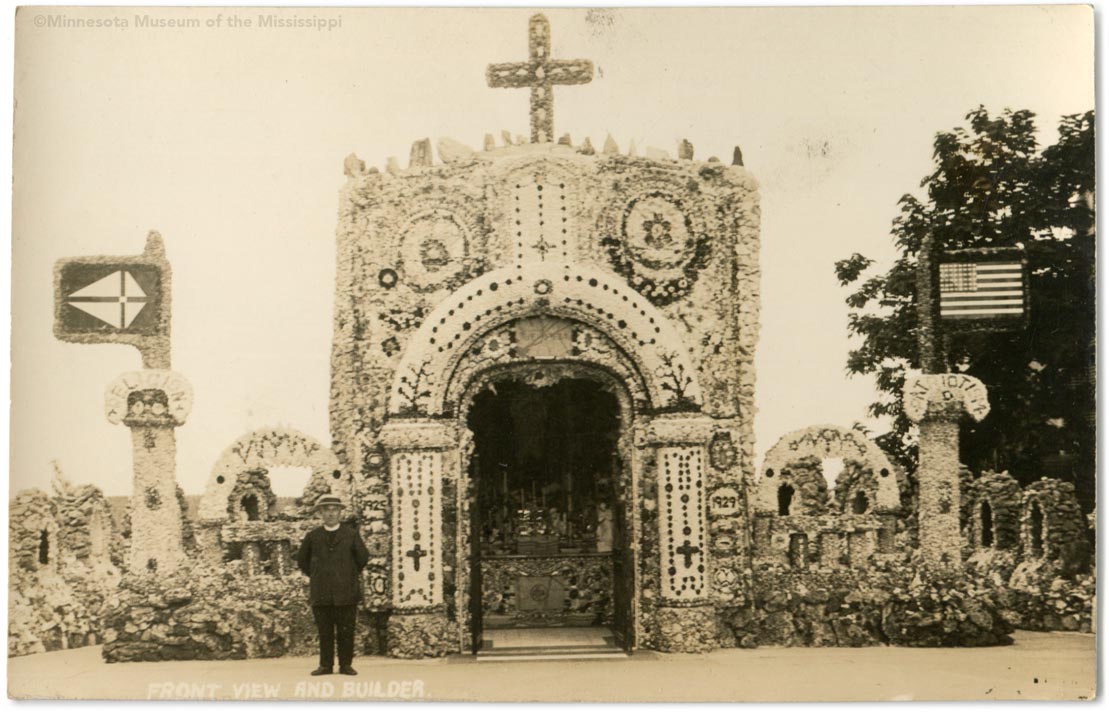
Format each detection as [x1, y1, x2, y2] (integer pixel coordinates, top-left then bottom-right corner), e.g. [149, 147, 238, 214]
[939, 260, 1025, 319]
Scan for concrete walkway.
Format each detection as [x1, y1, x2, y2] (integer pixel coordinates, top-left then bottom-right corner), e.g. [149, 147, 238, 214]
[7, 630, 1095, 702]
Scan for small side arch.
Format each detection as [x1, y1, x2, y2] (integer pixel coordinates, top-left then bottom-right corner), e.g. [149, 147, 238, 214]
[756, 424, 900, 514]
[198, 428, 345, 521]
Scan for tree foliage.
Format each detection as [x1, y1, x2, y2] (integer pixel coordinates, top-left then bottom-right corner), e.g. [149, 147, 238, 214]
[836, 107, 1095, 510]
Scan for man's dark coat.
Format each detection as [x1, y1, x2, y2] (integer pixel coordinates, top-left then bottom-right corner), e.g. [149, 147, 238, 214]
[296, 524, 371, 606]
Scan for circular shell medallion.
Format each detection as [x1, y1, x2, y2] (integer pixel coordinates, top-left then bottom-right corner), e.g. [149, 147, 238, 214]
[398, 209, 471, 292]
[601, 189, 712, 306]
[623, 194, 695, 272]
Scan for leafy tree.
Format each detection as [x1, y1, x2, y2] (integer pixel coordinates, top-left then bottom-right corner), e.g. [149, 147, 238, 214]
[835, 107, 1095, 511]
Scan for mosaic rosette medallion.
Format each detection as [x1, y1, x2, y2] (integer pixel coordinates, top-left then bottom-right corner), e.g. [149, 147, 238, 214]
[599, 183, 713, 306]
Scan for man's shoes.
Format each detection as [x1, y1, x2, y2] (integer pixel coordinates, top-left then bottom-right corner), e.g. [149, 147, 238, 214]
[310, 667, 333, 676]
[339, 666, 358, 676]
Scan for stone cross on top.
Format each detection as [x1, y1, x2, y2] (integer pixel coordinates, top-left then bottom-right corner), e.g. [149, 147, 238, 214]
[486, 13, 594, 144]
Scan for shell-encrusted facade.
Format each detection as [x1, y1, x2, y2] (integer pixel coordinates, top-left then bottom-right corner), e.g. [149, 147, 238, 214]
[330, 140, 761, 654]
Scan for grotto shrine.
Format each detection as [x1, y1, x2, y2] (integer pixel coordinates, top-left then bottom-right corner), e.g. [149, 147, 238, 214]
[32, 13, 1091, 665]
[328, 15, 759, 655]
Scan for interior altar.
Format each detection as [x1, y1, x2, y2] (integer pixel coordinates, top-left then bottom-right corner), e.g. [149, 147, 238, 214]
[468, 377, 622, 629]
[480, 551, 614, 628]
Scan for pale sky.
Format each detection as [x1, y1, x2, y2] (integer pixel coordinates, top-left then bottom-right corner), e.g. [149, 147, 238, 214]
[12, 6, 1094, 497]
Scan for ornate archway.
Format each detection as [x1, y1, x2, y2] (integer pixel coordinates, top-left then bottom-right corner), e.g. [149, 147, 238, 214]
[379, 270, 720, 657]
[387, 263, 703, 418]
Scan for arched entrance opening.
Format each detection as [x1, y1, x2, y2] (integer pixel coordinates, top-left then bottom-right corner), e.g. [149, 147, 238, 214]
[378, 274, 721, 658]
[464, 374, 626, 651]
[456, 363, 637, 655]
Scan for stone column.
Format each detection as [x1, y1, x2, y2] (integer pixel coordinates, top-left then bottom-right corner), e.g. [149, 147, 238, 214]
[105, 370, 193, 575]
[642, 413, 716, 653]
[379, 419, 457, 658]
[904, 373, 990, 569]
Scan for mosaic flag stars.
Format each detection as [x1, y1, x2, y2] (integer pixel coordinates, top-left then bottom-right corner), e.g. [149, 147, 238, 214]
[939, 259, 1026, 320]
[486, 13, 594, 143]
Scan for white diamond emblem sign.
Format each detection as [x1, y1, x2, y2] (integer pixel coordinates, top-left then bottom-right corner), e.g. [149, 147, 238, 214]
[66, 270, 150, 329]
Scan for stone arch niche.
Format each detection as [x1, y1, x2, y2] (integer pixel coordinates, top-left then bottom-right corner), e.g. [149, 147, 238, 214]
[752, 425, 902, 569]
[9, 490, 60, 574]
[378, 264, 723, 657]
[1017, 478, 1089, 574]
[227, 469, 279, 523]
[963, 471, 1021, 551]
[756, 425, 899, 513]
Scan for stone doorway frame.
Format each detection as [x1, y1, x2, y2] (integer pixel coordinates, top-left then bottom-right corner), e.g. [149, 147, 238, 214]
[378, 266, 721, 657]
[453, 361, 639, 652]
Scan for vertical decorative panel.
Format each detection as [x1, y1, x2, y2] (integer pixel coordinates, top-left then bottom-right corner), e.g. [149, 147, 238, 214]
[657, 446, 707, 600]
[391, 450, 442, 608]
[511, 176, 573, 267]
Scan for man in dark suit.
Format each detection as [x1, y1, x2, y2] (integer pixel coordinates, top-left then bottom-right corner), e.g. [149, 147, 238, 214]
[297, 494, 370, 676]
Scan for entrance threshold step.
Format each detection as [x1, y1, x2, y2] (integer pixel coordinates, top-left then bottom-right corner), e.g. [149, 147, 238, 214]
[476, 640, 629, 662]
[476, 649, 629, 663]
[480, 643, 622, 654]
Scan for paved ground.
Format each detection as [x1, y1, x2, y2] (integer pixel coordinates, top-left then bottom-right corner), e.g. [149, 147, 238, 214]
[7, 630, 1096, 702]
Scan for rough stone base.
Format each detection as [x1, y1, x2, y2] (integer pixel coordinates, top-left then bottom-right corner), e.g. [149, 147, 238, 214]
[655, 605, 717, 653]
[102, 566, 319, 662]
[386, 611, 456, 659]
[358, 611, 389, 656]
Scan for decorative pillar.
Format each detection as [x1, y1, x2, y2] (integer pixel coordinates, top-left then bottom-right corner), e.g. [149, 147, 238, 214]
[904, 373, 990, 569]
[105, 370, 193, 575]
[242, 542, 262, 576]
[273, 541, 292, 577]
[642, 414, 716, 653]
[379, 419, 457, 658]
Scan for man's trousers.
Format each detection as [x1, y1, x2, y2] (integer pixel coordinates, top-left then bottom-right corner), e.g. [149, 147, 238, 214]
[312, 604, 357, 668]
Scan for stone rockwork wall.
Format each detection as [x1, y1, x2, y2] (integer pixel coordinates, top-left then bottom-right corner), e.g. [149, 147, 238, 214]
[956, 473, 1095, 636]
[8, 486, 121, 657]
[1016, 478, 1089, 570]
[54, 481, 117, 563]
[1001, 477, 1093, 634]
[101, 563, 389, 662]
[108, 427, 395, 663]
[721, 560, 1013, 648]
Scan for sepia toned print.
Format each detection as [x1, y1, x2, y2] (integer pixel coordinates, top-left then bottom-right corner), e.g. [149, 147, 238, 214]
[9, 5, 1095, 701]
